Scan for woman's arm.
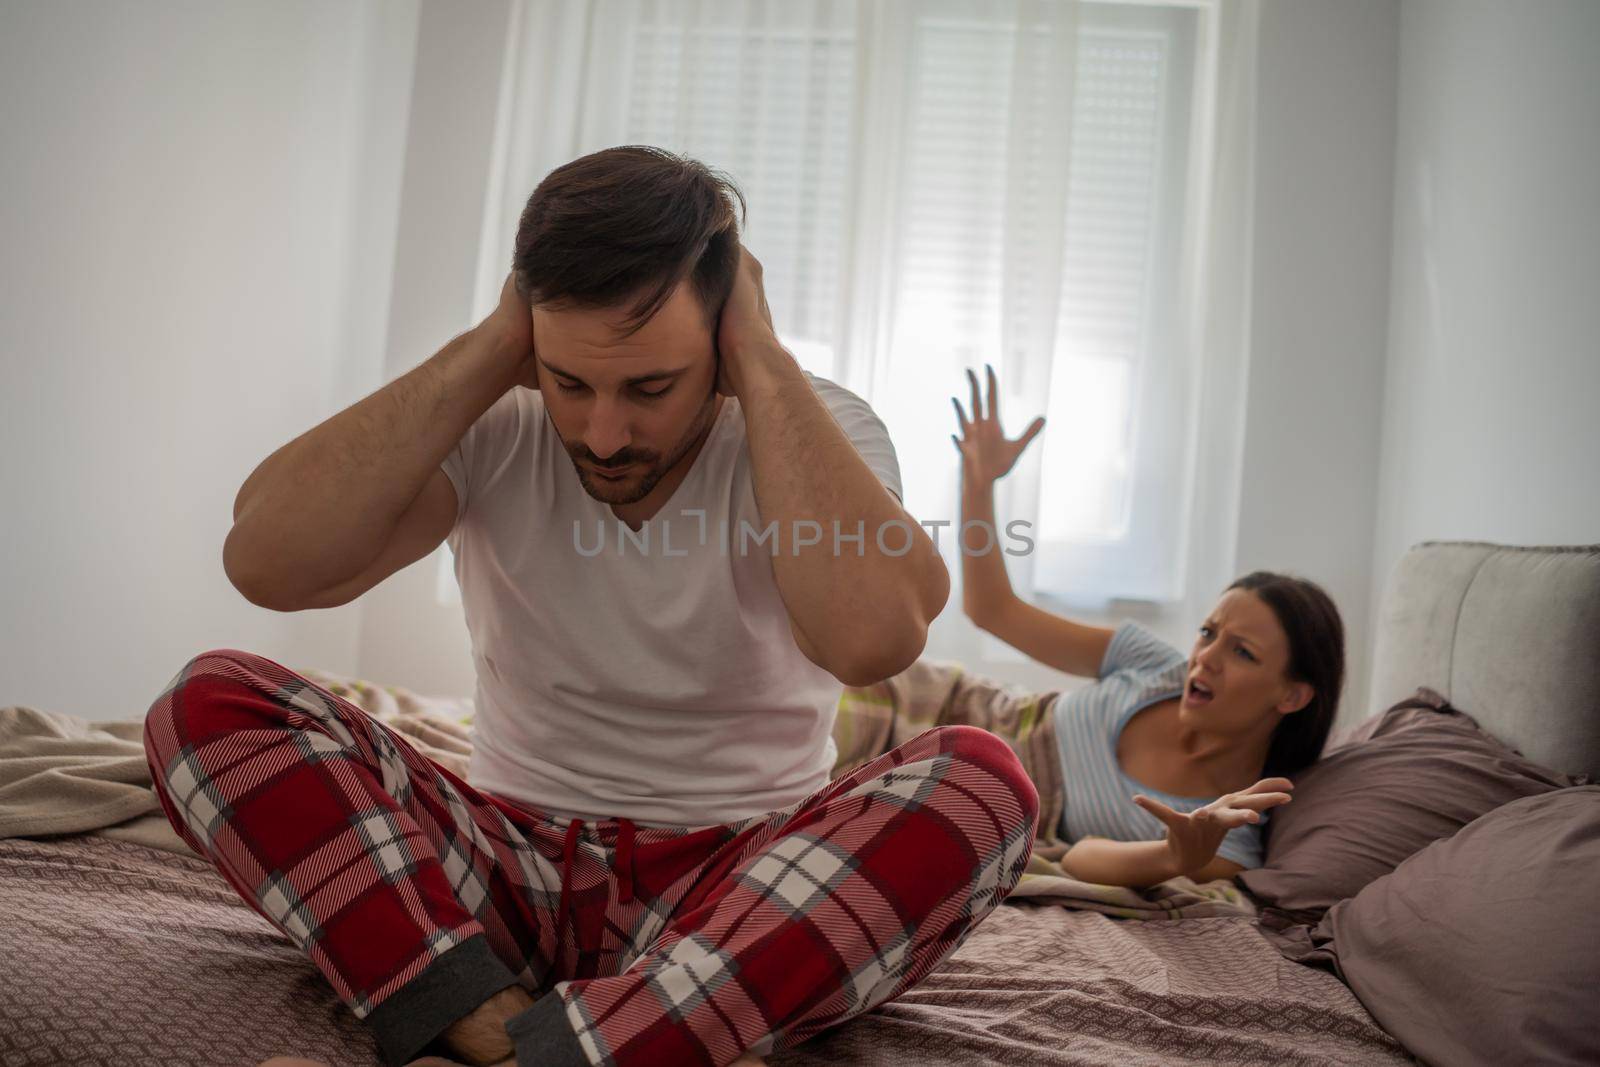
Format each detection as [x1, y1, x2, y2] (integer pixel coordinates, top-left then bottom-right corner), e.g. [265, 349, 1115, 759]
[1058, 838, 1245, 888]
[1059, 837, 1181, 887]
[1060, 779, 1294, 889]
[952, 366, 1115, 678]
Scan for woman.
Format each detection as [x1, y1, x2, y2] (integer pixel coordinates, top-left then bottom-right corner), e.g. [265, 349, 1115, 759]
[943, 366, 1346, 888]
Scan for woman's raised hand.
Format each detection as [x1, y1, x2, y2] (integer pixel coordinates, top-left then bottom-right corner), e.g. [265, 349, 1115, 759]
[951, 364, 1045, 488]
[1132, 777, 1295, 878]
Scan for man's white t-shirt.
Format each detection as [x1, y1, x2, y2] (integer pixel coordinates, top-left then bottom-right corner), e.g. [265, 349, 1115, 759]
[439, 371, 903, 829]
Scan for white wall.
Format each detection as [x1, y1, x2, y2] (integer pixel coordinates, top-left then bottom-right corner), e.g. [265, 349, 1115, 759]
[0, 1, 420, 719]
[1238, 0, 1399, 728]
[351, 0, 513, 699]
[1369, 0, 1600, 677]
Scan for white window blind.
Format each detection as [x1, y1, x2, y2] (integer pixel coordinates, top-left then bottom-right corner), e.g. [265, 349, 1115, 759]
[1034, 10, 1199, 606]
[877, 2, 1201, 608]
[1047, 29, 1174, 543]
[624, 14, 857, 379]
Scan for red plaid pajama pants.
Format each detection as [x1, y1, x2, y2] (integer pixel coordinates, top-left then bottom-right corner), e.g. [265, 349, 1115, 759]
[143, 650, 1039, 1067]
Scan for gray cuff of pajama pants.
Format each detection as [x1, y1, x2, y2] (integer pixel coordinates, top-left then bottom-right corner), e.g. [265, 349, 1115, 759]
[364, 933, 521, 1067]
[505, 991, 590, 1067]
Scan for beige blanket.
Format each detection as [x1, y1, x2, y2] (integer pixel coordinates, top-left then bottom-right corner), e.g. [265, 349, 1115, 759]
[0, 707, 166, 843]
[0, 668, 475, 857]
[0, 667, 1253, 919]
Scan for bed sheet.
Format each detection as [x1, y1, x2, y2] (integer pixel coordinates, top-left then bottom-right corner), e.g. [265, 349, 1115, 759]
[0, 836, 1413, 1067]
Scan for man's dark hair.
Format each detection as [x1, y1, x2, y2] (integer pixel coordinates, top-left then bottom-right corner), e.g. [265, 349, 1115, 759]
[512, 145, 746, 336]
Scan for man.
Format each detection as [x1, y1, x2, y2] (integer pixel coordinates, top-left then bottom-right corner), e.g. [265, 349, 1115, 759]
[145, 146, 1039, 1067]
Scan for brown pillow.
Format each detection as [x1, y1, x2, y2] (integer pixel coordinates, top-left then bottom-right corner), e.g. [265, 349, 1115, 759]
[1311, 787, 1600, 1067]
[1237, 689, 1580, 919]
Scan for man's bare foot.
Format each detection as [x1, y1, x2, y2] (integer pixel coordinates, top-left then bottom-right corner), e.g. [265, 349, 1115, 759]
[440, 984, 537, 1064]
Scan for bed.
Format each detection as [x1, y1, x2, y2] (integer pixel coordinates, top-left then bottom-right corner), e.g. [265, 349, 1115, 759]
[3, 540, 1596, 1066]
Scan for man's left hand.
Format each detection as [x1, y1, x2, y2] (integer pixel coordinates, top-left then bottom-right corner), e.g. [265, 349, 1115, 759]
[714, 245, 787, 398]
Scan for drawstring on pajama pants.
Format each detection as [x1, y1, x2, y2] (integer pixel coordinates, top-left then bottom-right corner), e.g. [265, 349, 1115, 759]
[616, 816, 635, 904]
[554, 815, 637, 960]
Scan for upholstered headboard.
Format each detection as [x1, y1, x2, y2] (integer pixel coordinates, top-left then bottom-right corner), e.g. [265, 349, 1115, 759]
[1368, 541, 1600, 780]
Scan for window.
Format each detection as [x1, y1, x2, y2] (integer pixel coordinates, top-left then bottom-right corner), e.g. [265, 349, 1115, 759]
[448, 0, 1221, 615]
[624, 7, 859, 379]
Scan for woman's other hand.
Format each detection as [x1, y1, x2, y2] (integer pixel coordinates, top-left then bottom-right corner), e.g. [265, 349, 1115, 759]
[950, 364, 1045, 487]
[1132, 777, 1294, 878]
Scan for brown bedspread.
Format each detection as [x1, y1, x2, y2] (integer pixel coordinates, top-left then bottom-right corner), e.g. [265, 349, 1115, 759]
[778, 902, 1416, 1066]
[0, 836, 1413, 1067]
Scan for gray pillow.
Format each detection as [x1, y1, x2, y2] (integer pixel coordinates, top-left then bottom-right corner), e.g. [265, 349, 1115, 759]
[1312, 787, 1600, 1067]
[1238, 690, 1580, 919]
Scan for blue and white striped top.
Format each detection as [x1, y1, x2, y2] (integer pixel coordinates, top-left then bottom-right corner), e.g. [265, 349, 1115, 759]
[1051, 622, 1266, 869]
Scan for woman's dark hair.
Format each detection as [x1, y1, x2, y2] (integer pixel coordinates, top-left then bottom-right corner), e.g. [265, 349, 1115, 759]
[512, 145, 745, 336]
[1226, 571, 1345, 778]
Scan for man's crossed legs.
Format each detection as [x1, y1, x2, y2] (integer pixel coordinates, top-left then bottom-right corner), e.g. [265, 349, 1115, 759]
[144, 650, 1038, 1067]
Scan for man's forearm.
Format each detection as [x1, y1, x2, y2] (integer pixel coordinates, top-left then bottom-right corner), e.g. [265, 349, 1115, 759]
[732, 343, 949, 684]
[224, 324, 527, 608]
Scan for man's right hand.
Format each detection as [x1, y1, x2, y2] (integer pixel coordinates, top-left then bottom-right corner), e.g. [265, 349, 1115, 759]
[480, 272, 538, 390]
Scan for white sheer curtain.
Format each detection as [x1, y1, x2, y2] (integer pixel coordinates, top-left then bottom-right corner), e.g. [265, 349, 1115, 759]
[471, 0, 861, 380]
[463, 0, 1259, 668]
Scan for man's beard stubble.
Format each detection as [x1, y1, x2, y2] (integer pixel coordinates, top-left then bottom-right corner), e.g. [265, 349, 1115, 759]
[567, 389, 720, 505]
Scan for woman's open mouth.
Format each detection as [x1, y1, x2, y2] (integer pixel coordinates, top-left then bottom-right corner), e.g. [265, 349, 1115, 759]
[1185, 678, 1215, 706]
